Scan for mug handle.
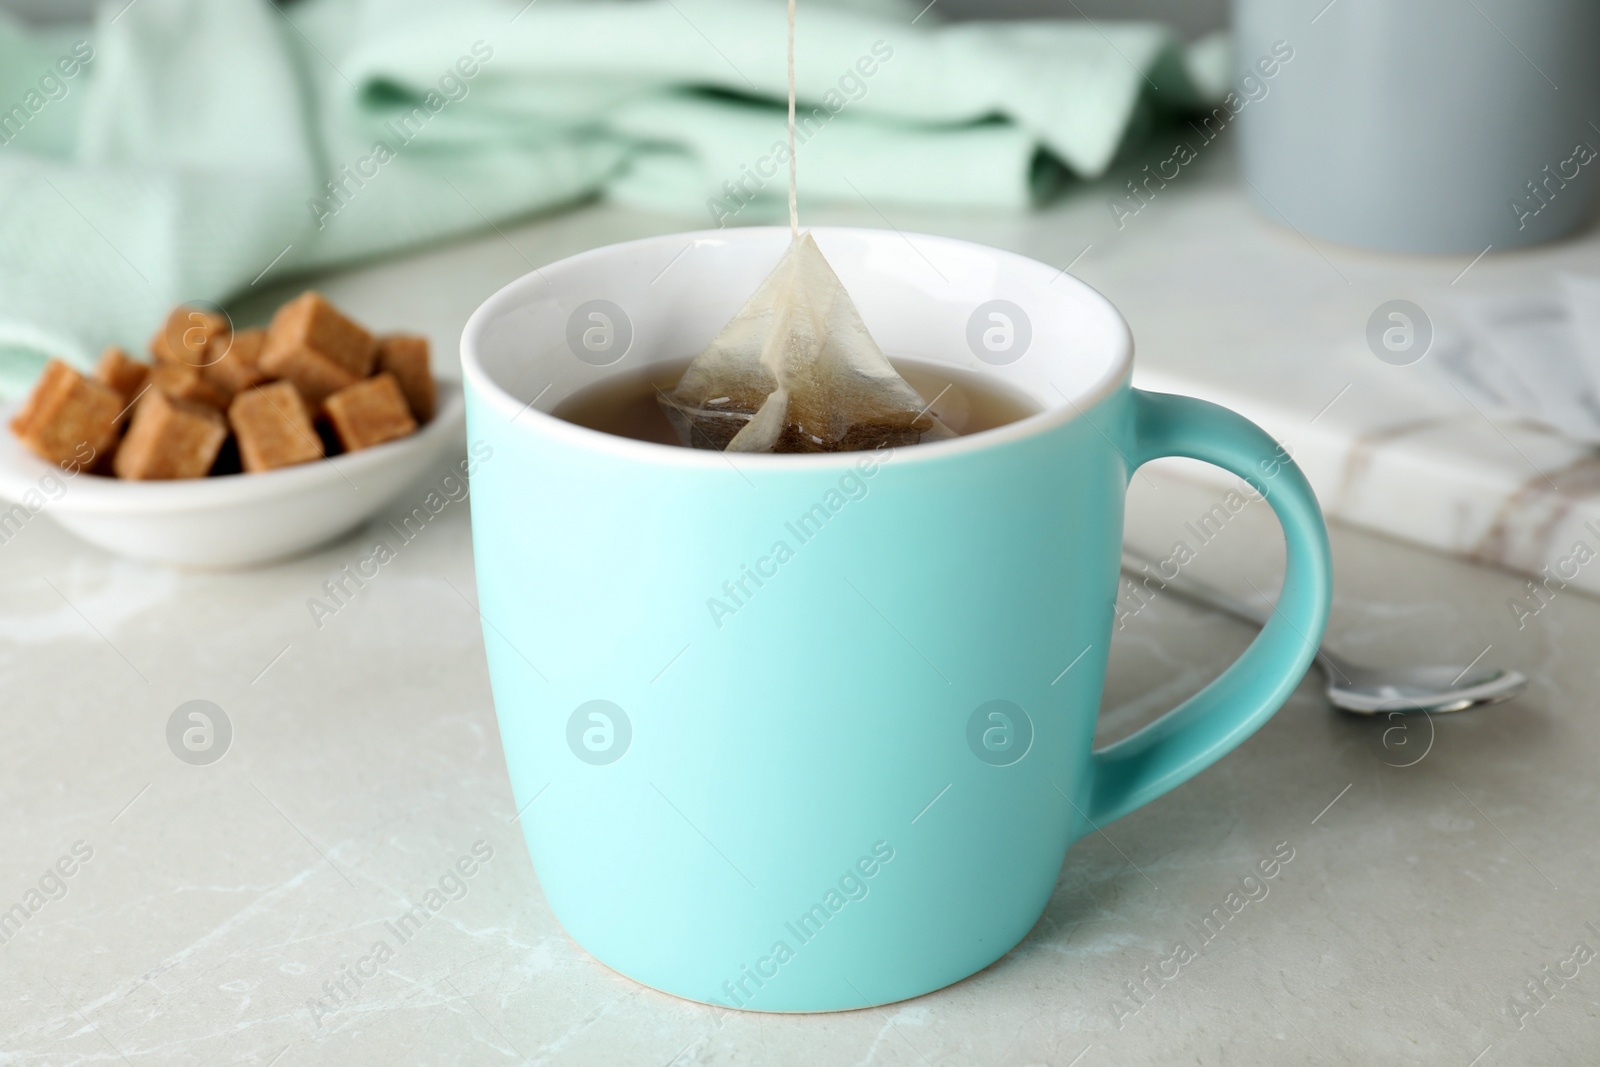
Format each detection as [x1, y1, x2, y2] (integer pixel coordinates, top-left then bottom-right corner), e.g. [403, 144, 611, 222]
[1086, 389, 1333, 827]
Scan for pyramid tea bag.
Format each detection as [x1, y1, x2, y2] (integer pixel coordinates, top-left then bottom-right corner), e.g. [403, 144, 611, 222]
[659, 0, 948, 453]
[659, 233, 954, 453]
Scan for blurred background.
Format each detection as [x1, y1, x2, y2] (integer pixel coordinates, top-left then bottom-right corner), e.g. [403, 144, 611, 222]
[0, 0, 1231, 34]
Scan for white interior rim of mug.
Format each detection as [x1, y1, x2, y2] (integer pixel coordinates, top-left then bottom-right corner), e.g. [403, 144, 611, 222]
[460, 226, 1133, 469]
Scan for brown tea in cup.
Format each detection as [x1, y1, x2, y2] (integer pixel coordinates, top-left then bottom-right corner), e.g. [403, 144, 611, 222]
[553, 358, 1039, 447]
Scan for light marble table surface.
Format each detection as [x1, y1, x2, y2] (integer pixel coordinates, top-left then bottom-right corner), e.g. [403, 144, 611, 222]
[4, 148, 1599, 1066]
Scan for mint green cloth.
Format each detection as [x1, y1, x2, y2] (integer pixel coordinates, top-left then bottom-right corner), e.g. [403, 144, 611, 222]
[0, 0, 1226, 395]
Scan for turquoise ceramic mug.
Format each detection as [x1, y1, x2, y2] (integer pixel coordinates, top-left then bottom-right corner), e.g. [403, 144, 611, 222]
[461, 226, 1332, 1012]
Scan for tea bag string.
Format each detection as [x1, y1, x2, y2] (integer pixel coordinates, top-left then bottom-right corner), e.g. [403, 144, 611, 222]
[787, 0, 798, 238]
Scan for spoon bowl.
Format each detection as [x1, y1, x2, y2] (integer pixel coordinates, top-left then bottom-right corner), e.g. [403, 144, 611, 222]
[1321, 663, 1528, 715]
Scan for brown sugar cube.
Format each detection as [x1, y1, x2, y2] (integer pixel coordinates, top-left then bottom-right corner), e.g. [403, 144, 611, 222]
[323, 373, 417, 452]
[152, 362, 230, 411]
[150, 306, 230, 368]
[262, 291, 375, 380]
[9, 359, 71, 437]
[113, 389, 227, 479]
[228, 381, 323, 472]
[257, 348, 356, 407]
[10, 359, 122, 468]
[93, 347, 149, 409]
[8, 362, 54, 436]
[202, 328, 268, 396]
[375, 334, 435, 423]
[11, 359, 121, 467]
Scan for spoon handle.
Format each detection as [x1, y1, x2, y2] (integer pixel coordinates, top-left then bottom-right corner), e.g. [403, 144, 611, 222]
[1119, 546, 1357, 682]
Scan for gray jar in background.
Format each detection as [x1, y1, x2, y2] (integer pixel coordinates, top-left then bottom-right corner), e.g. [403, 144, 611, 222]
[1234, 0, 1600, 254]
